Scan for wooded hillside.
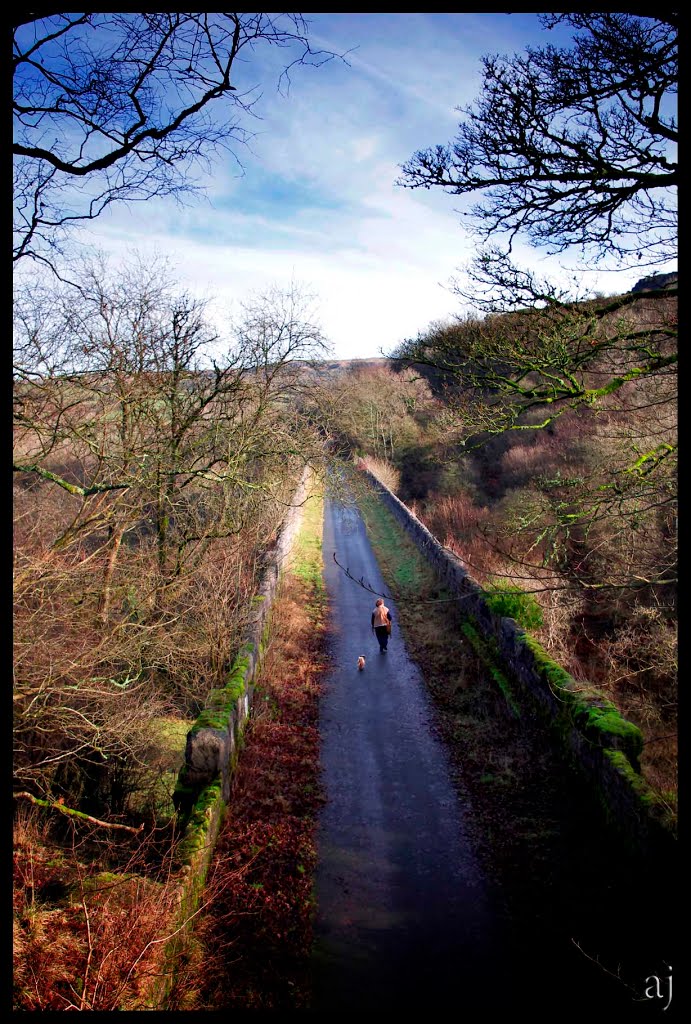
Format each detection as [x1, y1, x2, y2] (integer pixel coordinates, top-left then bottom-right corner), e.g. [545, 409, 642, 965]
[316, 280, 677, 814]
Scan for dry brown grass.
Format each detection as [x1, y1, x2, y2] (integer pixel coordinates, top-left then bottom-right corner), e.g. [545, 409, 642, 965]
[179, 507, 328, 1011]
[358, 455, 401, 493]
[413, 478, 677, 810]
[12, 808, 188, 1010]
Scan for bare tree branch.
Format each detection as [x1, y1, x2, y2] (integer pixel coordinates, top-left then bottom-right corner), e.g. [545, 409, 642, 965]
[398, 14, 677, 268]
[13, 13, 344, 273]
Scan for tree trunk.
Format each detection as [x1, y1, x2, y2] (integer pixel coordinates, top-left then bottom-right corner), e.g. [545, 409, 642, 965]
[97, 523, 126, 624]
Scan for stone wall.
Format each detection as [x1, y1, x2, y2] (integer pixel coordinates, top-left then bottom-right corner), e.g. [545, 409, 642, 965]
[173, 466, 311, 822]
[146, 468, 312, 1008]
[360, 464, 675, 858]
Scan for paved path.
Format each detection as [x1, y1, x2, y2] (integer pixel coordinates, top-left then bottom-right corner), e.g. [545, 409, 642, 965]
[311, 496, 512, 1011]
[310, 492, 672, 1015]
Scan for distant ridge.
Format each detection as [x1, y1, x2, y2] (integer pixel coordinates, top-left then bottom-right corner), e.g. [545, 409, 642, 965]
[301, 279, 678, 374]
[631, 271, 678, 293]
[311, 356, 391, 371]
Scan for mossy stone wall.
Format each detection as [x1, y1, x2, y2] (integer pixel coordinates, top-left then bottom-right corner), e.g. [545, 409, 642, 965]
[173, 468, 312, 824]
[147, 468, 312, 1009]
[360, 465, 674, 857]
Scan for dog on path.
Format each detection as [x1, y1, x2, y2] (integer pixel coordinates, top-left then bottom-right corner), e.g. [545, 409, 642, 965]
[357, 656, 366, 671]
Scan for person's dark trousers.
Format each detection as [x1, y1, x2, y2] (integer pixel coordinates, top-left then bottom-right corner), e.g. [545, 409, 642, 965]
[375, 625, 388, 651]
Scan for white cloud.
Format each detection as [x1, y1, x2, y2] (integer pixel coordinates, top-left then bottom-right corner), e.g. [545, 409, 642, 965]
[351, 136, 379, 163]
[58, 13, 674, 362]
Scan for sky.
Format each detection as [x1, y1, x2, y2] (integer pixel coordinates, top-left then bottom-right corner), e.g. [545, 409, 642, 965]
[59, 12, 677, 361]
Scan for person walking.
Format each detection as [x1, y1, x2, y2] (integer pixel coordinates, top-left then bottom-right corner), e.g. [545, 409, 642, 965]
[371, 597, 392, 653]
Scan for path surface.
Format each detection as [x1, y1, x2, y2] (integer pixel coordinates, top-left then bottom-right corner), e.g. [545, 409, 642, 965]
[311, 492, 672, 1016]
[311, 496, 512, 1011]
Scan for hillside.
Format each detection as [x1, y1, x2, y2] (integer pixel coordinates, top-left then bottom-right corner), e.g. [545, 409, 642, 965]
[314, 282, 677, 812]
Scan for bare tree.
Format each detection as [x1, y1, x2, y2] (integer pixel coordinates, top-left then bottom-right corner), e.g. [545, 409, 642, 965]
[309, 364, 436, 463]
[393, 10, 677, 791]
[13, 13, 340, 274]
[398, 252, 677, 442]
[398, 14, 677, 269]
[14, 259, 328, 541]
[14, 256, 329, 809]
[394, 12, 678, 598]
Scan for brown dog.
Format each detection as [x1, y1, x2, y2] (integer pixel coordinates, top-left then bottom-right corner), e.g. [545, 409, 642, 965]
[357, 656, 366, 671]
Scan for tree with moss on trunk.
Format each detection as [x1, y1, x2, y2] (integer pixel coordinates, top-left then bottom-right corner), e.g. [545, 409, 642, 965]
[393, 12, 677, 598]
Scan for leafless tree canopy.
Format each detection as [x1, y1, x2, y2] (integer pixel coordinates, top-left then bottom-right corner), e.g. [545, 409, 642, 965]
[398, 14, 677, 268]
[13, 258, 329, 807]
[13, 13, 338, 273]
[392, 13, 678, 597]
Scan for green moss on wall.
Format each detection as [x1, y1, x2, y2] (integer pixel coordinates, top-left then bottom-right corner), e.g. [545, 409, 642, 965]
[484, 578, 544, 630]
[359, 469, 670, 849]
[189, 711, 228, 733]
[574, 703, 643, 759]
[176, 777, 224, 865]
[602, 750, 676, 835]
[186, 655, 251, 738]
[520, 634, 577, 699]
[226, 655, 250, 694]
[604, 750, 654, 800]
[461, 620, 521, 718]
[519, 634, 643, 765]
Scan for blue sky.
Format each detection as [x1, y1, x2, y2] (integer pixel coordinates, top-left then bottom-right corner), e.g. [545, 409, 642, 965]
[71, 12, 676, 361]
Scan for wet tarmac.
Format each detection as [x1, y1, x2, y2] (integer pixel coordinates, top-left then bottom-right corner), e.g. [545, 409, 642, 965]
[311, 496, 674, 1016]
[312, 497, 513, 1011]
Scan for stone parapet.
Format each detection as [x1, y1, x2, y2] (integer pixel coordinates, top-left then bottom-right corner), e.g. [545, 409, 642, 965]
[359, 463, 675, 857]
[173, 467, 311, 827]
[145, 468, 312, 1009]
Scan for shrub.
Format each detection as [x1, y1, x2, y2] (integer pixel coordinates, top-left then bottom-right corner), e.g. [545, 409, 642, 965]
[12, 807, 184, 1011]
[359, 456, 400, 494]
[484, 578, 544, 630]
